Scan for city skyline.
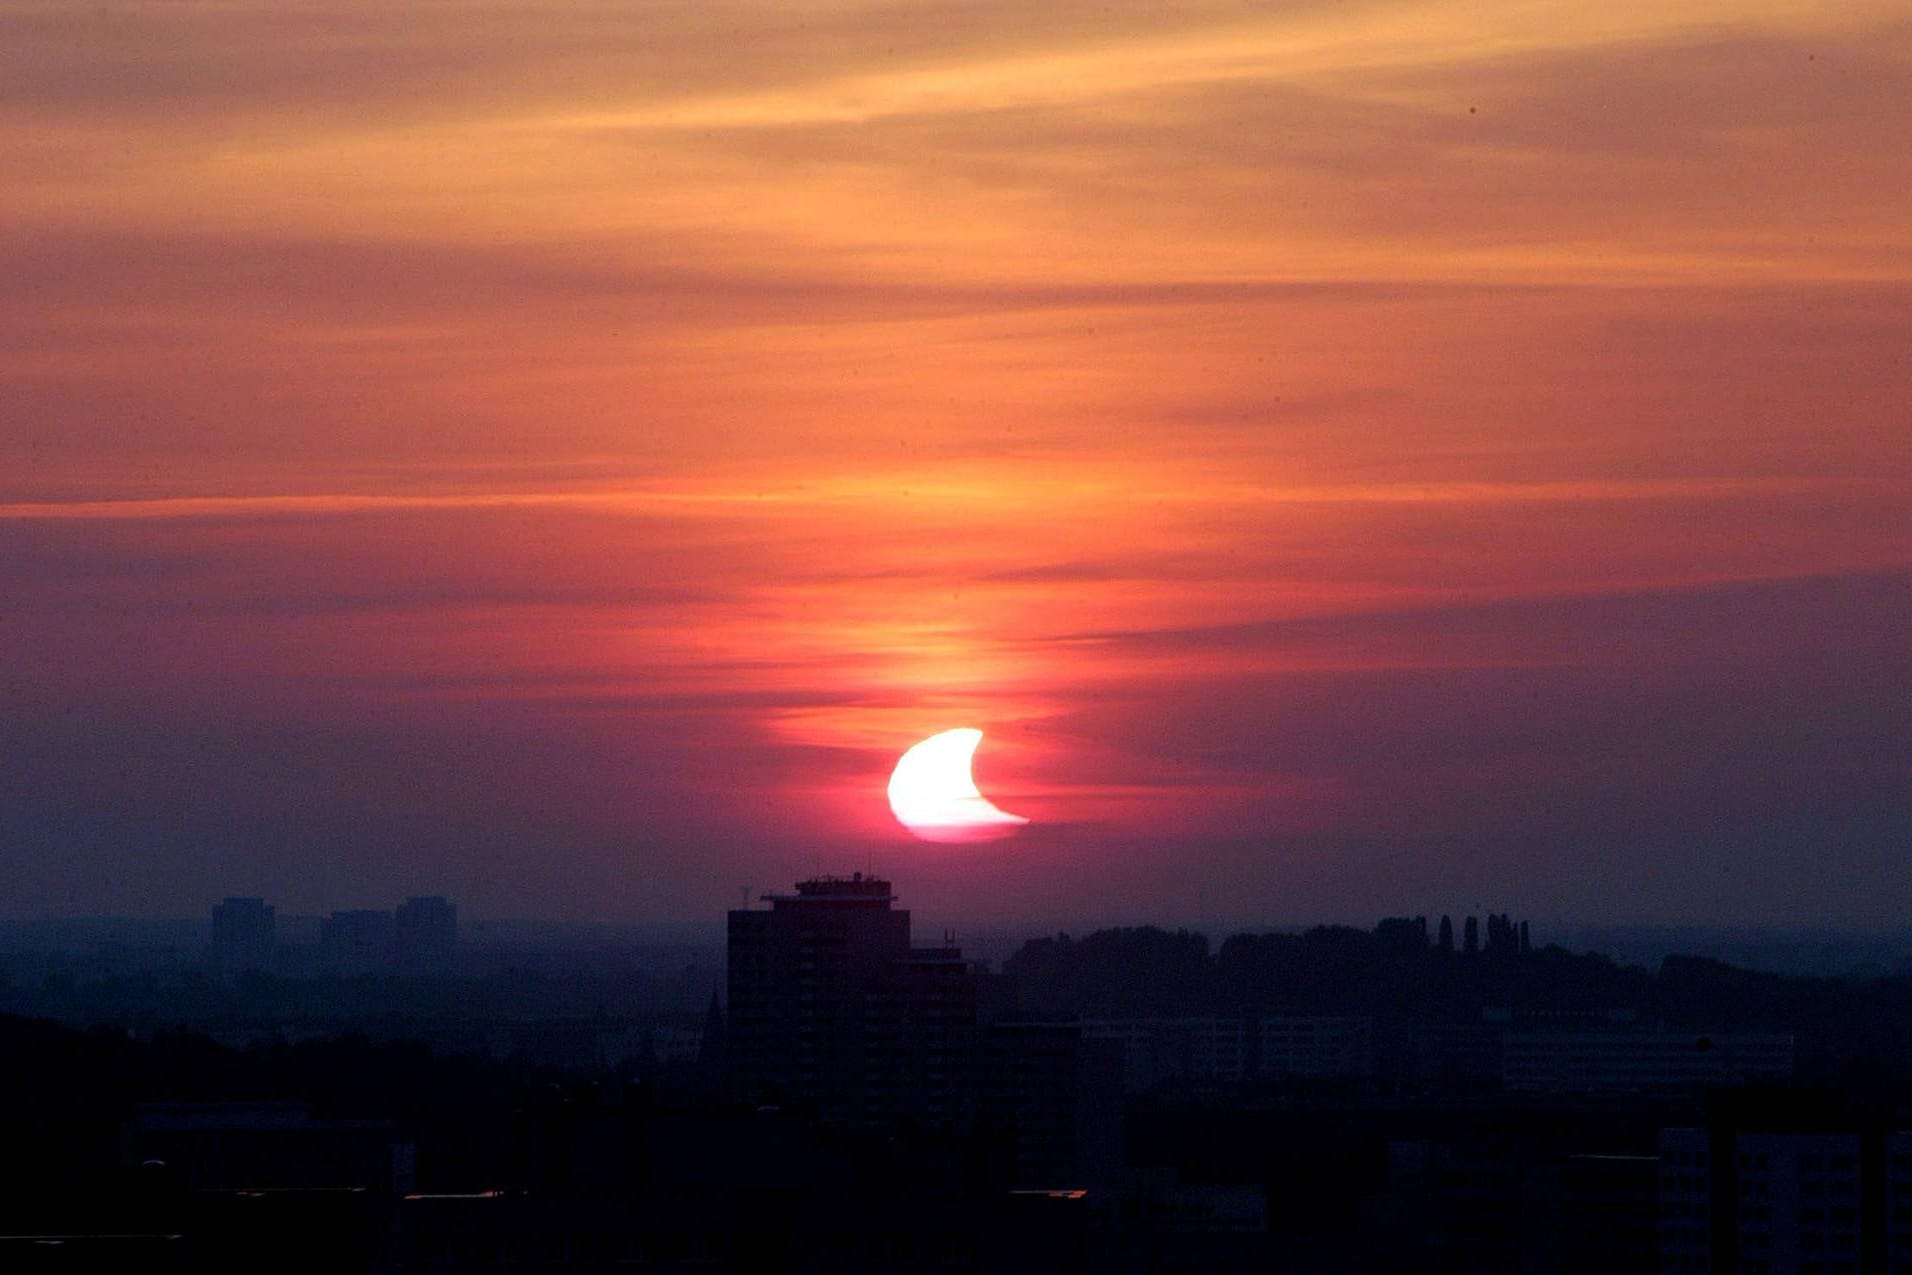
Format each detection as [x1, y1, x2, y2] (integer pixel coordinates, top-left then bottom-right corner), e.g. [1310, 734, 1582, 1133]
[8, 865, 1911, 1271]
[3, 1, 1907, 926]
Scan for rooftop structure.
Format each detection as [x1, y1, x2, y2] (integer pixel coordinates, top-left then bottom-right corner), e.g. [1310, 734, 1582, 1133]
[760, 873, 899, 905]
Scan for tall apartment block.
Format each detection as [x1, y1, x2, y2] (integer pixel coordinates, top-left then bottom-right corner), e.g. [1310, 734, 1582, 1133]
[727, 874, 977, 1127]
[725, 874, 1122, 1187]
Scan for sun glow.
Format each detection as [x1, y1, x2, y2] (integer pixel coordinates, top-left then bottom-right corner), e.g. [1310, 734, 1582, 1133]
[887, 728, 1030, 843]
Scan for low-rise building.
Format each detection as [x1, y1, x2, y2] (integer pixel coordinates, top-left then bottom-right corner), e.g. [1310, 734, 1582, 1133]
[1505, 1030, 1793, 1093]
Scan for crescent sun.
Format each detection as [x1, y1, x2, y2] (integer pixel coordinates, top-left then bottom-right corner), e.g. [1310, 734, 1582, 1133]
[887, 728, 1029, 843]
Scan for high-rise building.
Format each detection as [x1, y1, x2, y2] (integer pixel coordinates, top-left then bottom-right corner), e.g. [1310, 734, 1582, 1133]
[726, 874, 1123, 1186]
[727, 874, 978, 1126]
[209, 897, 275, 974]
[394, 896, 457, 972]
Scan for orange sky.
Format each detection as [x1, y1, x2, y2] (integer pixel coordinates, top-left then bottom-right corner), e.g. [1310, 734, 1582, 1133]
[2, 1, 1907, 926]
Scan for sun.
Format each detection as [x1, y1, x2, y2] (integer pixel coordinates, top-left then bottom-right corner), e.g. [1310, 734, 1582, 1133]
[887, 728, 1029, 843]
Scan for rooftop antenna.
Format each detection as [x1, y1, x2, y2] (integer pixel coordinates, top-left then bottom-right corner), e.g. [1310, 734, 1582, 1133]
[739, 885, 751, 911]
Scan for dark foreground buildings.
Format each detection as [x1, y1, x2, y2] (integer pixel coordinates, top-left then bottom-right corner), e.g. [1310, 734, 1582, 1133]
[11, 876, 1912, 1272]
[726, 874, 1122, 1186]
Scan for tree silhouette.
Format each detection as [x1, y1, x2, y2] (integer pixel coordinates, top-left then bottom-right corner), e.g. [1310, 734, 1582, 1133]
[1375, 917, 1427, 953]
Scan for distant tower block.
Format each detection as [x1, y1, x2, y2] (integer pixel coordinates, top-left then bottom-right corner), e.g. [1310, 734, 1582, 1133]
[395, 896, 458, 973]
[209, 897, 276, 975]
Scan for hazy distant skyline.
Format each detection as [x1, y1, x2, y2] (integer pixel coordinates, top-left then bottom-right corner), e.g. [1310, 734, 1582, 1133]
[2, 1, 1907, 925]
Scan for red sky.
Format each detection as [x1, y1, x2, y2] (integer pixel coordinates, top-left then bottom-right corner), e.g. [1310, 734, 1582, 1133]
[2, 0, 1907, 928]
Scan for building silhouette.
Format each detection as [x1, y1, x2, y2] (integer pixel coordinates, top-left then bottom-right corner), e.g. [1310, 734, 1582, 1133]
[208, 897, 275, 975]
[125, 1101, 413, 1272]
[726, 874, 1122, 1189]
[1659, 1089, 1903, 1274]
[727, 874, 977, 1126]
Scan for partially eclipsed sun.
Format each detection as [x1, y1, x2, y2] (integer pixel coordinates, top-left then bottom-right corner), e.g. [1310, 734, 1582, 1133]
[887, 728, 1029, 843]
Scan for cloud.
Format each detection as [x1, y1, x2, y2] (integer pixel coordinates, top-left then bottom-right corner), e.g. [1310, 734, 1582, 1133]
[0, 0, 1907, 923]
[1056, 566, 1912, 667]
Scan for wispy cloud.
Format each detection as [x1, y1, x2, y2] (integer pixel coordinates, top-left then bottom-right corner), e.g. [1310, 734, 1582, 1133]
[1, 0, 1908, 919]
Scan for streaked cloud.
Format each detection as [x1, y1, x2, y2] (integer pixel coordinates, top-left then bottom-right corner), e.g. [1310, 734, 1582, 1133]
[0, 0, 1906, 921]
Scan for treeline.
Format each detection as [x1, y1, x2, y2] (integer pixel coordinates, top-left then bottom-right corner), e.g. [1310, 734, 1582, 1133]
[1002, 915, 1572, 1019]
[998, 921, 1912, 1088]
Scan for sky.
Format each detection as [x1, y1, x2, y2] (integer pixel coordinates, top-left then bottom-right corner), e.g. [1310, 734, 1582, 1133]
[1, 0, 1907, 930]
